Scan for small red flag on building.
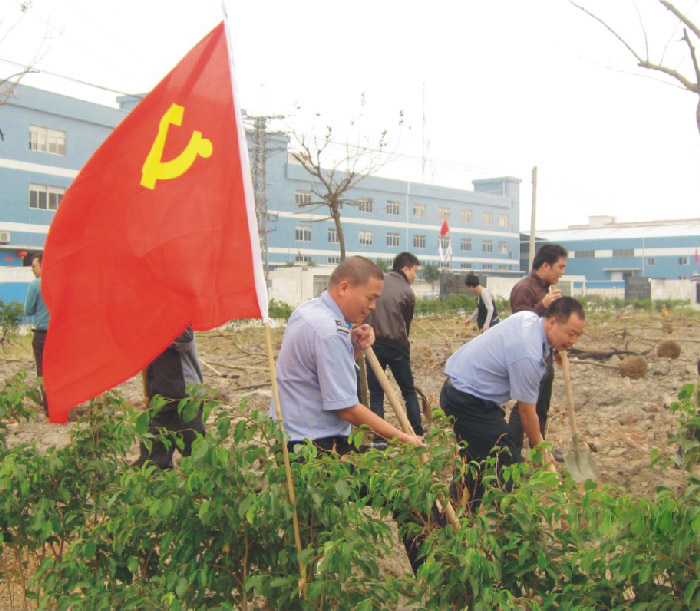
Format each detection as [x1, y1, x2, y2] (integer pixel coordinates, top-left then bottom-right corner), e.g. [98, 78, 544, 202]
[42, 22, 267, 423]
[695, 248, 698, 264]
[440, 218, 449, 237]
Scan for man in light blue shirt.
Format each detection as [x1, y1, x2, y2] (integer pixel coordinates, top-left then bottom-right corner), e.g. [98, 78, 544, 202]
[441, 297, 585, 509]
[24, 254, 50, 416]
[270, 256, 420, 451]
[270, 256, 426, 573]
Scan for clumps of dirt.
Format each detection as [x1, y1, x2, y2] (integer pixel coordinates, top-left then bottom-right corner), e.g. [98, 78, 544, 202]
[619, 356, 648, 379]
[661, 322, 673, 334]
[657, 340, 681, 359]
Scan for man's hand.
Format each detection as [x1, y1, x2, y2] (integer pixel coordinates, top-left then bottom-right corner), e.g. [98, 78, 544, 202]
[351, 324, 375, 354]
[541, 288, 562, 309]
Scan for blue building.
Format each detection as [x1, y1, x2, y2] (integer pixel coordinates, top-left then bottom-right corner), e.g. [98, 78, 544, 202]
[0, 84, 127, 301]
[530, 215, 700, 290]
[0, 84, 522, 302]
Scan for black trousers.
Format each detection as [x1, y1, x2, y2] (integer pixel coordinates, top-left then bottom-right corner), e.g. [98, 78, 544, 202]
[287, 436, 433, 575]
[32, 329, 48, 414]
[440, 379, 522, 511]
[139, 402, 206, 469]
[508, 353, 554, 455]
[365, 343, 423, 436]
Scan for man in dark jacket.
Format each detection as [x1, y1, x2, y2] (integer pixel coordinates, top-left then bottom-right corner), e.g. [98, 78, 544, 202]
[365, 252, 423, 439]
[137, 325, 206, 469]
[508, 243, 567, 458]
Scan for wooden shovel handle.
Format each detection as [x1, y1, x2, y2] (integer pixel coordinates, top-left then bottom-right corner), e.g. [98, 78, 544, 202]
[561, 350, 580, 441]
[363, 346, 460, 529]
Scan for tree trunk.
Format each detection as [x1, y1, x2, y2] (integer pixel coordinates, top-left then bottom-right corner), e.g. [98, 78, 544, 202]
[333, 206, 346, 261]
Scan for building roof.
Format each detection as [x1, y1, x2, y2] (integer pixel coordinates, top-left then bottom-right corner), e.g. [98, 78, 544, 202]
[538, 219, 700, 242]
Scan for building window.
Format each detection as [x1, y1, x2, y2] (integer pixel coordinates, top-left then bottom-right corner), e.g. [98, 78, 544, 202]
[359, 230, 373, 246]
[461, 209, 472, 223]
[29, 184, 65, 210]
[483, 263, 493, 270]
[438, 206, 450, 220]
[498, 214, 508, 227]
[576, 250, 595, 258]
[29, 125, 66, 155]
[387, 200, 400, 215]
[358, 197, 373, 213]
[498, 241, 508, 254]
[387, 232, 400, 247]
[460, 238, 472, 252]
[413, 204, 426, 218]
[439, 237, 451, 250]
[295, 190, 311, 205]
[499, 264, 510, 270]
[327, 256, 340, 264]
[483, 212, 493, 226]
[646, 258, 655, 266]
[413, 234, 426, 249]
[483, 240, 493, 253]
[328, 227, 339, 243]
[296, 254, 311, 263]
[460, 262, 472, 269]
[613, 249, 635, 257]
[679, 257, 688, 265]
[295, 225, 311, 242]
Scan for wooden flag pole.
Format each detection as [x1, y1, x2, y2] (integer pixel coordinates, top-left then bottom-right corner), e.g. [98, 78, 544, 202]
[265, 322, 307, 596]
[363, 347, 459, 529]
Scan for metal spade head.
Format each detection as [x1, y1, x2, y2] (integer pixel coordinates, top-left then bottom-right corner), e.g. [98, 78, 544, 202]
[564, 437, 597, 483]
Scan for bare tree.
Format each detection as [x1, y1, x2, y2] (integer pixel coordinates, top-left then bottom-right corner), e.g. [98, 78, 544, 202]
[289, 99, 403, 261]
[571, 1, 700, 136]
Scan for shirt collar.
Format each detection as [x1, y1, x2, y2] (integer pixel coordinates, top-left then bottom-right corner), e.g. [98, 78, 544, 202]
[530, 269, 550, 290]
[320, 290, 352, 328]
[539, 318, 552, 360]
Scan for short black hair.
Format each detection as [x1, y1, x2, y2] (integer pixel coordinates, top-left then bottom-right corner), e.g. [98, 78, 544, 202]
[31, 253, 43, 264]
[464, 273, 480, 288]
[532, 244, 568, 271]
[392, 252, 419, 272]
[329, 256, 384, 287]
[544, 296, 585, 323]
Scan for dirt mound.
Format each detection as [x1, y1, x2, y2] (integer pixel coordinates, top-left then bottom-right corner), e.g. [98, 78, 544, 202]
[619, 355, 648, 379]
[657, 340, 681, 359]
[661, 322, 673, 334]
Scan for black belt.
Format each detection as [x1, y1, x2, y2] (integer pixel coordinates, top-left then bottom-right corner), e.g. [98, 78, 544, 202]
[32, 329, 47, 334]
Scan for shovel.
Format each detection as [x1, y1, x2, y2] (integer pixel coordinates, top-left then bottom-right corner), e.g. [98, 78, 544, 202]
[561, 350, 596, 482]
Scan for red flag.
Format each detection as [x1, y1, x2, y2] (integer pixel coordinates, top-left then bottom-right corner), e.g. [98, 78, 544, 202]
[695, 248, 698, 264]
[42, 22, 267, 423]
[440, 218, 449, 237]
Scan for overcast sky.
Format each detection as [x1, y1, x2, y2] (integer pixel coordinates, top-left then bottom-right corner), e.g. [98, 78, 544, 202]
[2, 0, 699, 231]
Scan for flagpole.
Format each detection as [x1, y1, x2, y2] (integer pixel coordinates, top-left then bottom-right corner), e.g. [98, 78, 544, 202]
[265, 322, 307, 597]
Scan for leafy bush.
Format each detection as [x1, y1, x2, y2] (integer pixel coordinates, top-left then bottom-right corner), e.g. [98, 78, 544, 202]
[3, 376, 700, 609]
[268, 298, 294, 320]
[0, 299, 24, 345]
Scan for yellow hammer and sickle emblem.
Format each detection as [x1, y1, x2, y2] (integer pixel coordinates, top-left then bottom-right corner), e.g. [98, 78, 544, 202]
[140, 103, 213, 190]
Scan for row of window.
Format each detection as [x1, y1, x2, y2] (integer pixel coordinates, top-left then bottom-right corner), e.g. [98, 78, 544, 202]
[29, 184, 65, 210]
[292, 252, 513, 270]
[29, 125, 66, 156]
[295, 225, 511, 253]
[577, 251, 692, 265]
[294, 191, 509, 226]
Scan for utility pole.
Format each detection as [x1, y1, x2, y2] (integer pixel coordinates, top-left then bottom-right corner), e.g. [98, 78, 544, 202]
[245, 113, 285, 279]
[529, 166, 538, 272]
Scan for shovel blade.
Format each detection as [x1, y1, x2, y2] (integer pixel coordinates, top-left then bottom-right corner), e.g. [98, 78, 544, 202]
[564, 447, 597, 483]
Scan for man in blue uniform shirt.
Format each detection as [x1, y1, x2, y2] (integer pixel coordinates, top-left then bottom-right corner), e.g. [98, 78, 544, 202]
[271, 255, 421, 452]
[270, 256, 425, 572]
[441, 297, 585, 509]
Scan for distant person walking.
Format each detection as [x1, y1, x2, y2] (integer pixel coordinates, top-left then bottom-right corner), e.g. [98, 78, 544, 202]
[24, 254, 50, 416]
[464, 273, 499, 332]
